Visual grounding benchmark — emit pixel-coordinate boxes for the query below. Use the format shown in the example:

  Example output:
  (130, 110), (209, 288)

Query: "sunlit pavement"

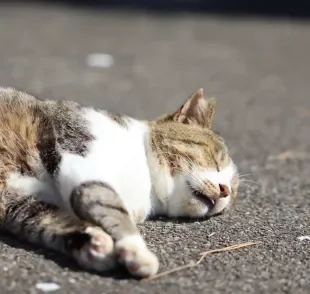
(0, 3), (309, 293)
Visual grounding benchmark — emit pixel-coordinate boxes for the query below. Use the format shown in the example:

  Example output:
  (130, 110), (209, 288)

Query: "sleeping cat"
(0, 87), (239, 278)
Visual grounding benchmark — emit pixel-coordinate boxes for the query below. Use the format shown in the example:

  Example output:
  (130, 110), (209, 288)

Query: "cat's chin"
(206, 196), (231, 217)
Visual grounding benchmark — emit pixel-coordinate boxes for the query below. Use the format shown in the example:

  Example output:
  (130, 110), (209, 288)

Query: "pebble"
(297, 235), (310, 241)
(86, 53), (114, 68)
(35, 282), (61, 292)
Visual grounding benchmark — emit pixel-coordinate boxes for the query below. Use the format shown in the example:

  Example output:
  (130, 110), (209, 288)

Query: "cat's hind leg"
(0, 189), (116, 272)
(70, 181), (159, 278)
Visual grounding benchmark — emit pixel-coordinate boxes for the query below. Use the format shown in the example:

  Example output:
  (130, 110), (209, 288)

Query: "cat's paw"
(70, 226), (116, 271)
(115, 235), (159, 278)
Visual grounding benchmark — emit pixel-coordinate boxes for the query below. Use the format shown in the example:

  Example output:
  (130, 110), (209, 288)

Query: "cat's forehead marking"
(149, 122), (229, 175)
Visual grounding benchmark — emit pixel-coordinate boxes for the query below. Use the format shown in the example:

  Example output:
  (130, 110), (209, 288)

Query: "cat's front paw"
(68, 226), (116, 271)
(115, 235), (159, 278)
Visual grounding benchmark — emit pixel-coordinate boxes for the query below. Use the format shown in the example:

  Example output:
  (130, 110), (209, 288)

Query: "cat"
(0, 87), (239, 278)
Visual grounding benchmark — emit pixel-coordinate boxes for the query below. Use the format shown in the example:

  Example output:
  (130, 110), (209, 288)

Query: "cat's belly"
(110, 154), (152, 223)
(68, 108), (154, 222)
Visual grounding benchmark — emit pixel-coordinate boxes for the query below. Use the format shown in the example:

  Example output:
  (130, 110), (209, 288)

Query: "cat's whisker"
(182, 153), (197, 170)
(155, 151), (203, 181)
(187, 175), (203, 187)
(238, 173), (253, 178)
(239, 182), (253, 190)
(240, 179), (261, 186)
(191, 174), (204, 185)
(193, 171), (206, 185)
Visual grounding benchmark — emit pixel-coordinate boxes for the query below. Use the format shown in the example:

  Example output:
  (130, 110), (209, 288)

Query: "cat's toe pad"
(115, 236), (159, 278)
(72, 226), (115, 271)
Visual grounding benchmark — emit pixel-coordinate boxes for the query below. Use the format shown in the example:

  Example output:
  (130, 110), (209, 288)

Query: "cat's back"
(0, 87), (38, 103)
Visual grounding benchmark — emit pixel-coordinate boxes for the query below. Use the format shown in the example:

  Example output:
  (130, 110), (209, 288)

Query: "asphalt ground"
(0, 3), (309, 294)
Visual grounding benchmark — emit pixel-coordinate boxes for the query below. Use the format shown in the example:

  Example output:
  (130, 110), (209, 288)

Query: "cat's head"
(149, 89), (239, 218)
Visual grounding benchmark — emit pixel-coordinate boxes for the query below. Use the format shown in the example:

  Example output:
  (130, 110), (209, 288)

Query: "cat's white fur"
(58, 109), (153, 221)
(8, 108), (236, 221)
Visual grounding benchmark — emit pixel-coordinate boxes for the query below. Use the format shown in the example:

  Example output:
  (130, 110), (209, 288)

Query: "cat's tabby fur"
(0, 87), (239, 278)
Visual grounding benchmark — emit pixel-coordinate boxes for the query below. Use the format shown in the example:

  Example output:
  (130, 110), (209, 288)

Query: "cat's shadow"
(0, 215), (223, 280)
(0, 232), (132, 280)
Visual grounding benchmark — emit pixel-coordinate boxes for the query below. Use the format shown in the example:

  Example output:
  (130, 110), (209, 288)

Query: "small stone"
(35, 282), (61, 292)
(297, 235), (310, 241)
(86, 53), (114, 68)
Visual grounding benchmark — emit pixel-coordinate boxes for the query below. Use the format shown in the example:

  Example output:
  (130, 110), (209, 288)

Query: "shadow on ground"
(0, 232), (132, 280)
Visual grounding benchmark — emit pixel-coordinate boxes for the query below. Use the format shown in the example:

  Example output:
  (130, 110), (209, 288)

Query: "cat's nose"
(219, 184), (230, 197)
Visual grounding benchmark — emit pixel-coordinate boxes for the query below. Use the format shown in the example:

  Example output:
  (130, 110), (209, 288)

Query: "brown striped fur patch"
(0, 100), (42, 188)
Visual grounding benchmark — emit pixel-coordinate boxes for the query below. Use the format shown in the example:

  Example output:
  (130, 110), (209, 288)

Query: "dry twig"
(143, 241), (260, 281)
(268, 151), (309, 160)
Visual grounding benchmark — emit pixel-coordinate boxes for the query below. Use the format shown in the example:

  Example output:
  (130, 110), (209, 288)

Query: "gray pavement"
(0, 3), (309, 294)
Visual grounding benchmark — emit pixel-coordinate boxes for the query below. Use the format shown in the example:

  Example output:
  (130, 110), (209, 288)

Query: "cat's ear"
(172, 88), (216, 128)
